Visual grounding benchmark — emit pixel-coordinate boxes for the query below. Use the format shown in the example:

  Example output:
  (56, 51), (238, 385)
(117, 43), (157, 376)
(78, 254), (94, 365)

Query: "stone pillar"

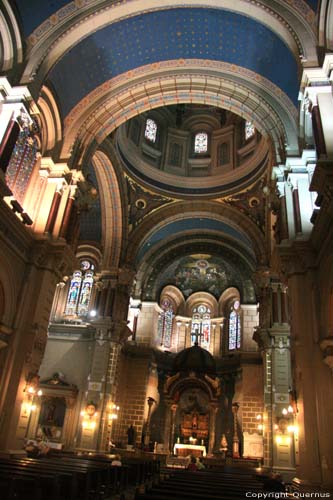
(144, 397), (156, 446)
(208, 404), (218, 455)
(254, 272), (295, 475)
(232, 403), (240, 458)
(169, 403), (177, 454)
(78, 317), (127, 451)
(275, 242), (324, 489)
(0, 239), (76, 451)
(164, 402), (173, 454)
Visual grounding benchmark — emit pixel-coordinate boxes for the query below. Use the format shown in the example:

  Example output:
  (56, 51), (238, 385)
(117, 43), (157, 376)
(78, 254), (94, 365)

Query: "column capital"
(272, 240), (316, 278)
(253, 328), (271, 351)
(320, 337), (333, 375)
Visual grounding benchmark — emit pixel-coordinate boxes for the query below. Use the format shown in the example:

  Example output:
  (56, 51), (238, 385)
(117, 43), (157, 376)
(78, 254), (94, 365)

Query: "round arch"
(61, 63), (298, 165)
(126, 201), (267, 266)
(91, 147), (126, 270)
(21, 0), (317, 86)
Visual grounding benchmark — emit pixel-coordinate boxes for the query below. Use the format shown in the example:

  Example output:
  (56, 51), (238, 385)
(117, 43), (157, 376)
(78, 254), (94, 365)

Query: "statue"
(127, 424), (136, 446)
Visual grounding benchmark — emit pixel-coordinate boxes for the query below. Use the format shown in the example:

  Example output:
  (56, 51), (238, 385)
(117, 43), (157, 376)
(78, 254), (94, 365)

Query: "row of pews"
(135, 465), (265, 500)
(0, 453), (160, 499)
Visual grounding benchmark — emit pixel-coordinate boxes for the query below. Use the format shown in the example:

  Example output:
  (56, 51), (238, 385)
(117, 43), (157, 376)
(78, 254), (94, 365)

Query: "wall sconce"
(24, 372), (41, 395)
(288, 387), (298, 414)
(108, 403), (120, 420)
(22, 373), (42, 418)
(256, 414), (264, 432)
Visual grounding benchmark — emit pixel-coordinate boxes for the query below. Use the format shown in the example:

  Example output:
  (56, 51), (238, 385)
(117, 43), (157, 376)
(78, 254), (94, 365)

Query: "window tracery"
(6, 114), (39, 204)
(157, 298), (174, 348)
(228, 300), (241, 350)
(245, 120), (255, 140)
(65, 261), (95, 316)
(194, 132), (208, 154)
(144, 118), (157, 143)
(191, 304), (210, 349)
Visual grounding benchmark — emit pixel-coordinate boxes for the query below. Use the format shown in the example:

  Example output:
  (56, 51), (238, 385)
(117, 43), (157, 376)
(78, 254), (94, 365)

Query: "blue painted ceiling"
(136, 217), (253, 264)
(14, 0), (69, 37)
(14, 1), (319, 38)
(47, 8), (299, 117)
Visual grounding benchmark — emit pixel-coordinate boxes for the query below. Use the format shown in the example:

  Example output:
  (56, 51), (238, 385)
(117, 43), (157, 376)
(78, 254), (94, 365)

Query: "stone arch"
(127, 201), (267, 267)
(62, 64), (298, 165)
(218, 287), (241, 316)
(91, 148), (125, 270)
(185, 292), (218, 318)
(0, 0), (23, 72)
(159, 285), (185, 316)
(21, 0), (317, 86)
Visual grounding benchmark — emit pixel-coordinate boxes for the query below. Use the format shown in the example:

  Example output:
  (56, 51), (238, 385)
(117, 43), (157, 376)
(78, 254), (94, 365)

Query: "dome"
(117, 104), (266, 198)
(173, 344), (216, 374)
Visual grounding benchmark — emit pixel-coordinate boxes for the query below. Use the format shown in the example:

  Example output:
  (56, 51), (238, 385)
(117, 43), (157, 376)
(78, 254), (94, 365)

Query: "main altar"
(173, 443), (207, 457)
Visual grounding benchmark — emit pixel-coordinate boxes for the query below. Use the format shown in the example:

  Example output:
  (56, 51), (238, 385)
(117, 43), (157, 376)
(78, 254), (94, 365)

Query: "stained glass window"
(77, 271), (94, 316)
(191, 305), (210, 349)
(229, 300), (241, 350)
(157, 298), (174, 348)
(194, 132), (208, 153)
(65, 271), (82, 315)
(245, 121), (255, 140)
(65, 261), (95, 316)
(144, 118), (157, 143)
(6, 115), (39, 204)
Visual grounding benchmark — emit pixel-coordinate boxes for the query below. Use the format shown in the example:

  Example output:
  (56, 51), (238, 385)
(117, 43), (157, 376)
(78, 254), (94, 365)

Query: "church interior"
(0, 0), (333, 497)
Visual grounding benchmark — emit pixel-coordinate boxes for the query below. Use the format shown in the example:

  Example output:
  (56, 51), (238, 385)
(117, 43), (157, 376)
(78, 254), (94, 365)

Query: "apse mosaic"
(154, 254), (242, 299)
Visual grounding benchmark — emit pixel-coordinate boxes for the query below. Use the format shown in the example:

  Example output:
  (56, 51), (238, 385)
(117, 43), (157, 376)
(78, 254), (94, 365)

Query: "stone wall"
(115, 349), (151, 446)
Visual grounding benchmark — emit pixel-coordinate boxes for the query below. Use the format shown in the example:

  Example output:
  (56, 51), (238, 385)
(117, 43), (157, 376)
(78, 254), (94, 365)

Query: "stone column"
(208, 404), (218, 455)
(232, 403), (240, 458)
(144, 397), (156, 446)
(163, 402), (173, 454)
(276, 242), (323, 489)
(254, 271), (295, 474)
(169, 403), (178, 454)
(0, 239), (76, 451)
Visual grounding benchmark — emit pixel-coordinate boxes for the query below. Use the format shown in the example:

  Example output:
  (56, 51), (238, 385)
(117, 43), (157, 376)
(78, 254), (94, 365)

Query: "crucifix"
(192, 325), (204, 346)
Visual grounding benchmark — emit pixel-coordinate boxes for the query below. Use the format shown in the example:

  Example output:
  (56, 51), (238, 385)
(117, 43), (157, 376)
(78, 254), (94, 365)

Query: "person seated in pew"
(196, 456), (205, 470)
(187, 455), (198, 471)
(111, 454), (122, 466)
(24, 440), (40, 458)
(263, 472), (285, 492)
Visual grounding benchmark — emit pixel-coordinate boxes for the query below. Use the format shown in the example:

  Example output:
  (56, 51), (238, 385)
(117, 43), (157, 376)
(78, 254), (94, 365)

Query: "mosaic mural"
(155, 254), (242, 298)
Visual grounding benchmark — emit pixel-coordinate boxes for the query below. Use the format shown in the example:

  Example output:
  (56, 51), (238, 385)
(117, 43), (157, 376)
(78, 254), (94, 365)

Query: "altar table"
(173, 443), (206, 457)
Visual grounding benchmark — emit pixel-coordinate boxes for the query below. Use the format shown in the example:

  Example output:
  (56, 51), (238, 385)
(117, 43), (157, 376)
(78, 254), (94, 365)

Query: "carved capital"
(253, 327), (271, 351)
(320, 337), (333, 374)
(118, 266), (136, 286)
(273, 240), (316, 278)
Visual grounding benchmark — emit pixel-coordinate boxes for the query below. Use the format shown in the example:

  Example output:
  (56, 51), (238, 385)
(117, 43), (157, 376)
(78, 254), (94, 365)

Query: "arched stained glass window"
(144, 118), (157, 143)
(157, 298), (174, 348)
(245, 120), (255, 140)
(65, 261), (95, 316)
(65, 271), (82, 315)
(228, 300), (241, 350)
(191, 305), (210, 349)
(6, 114), (39, 204)
(77, 271), (94, 316)
(194, 132), (208, 153)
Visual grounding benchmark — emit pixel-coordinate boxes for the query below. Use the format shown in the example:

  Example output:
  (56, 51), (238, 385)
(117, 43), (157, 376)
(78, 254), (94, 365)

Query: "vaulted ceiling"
(5, 0), (322, 299)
